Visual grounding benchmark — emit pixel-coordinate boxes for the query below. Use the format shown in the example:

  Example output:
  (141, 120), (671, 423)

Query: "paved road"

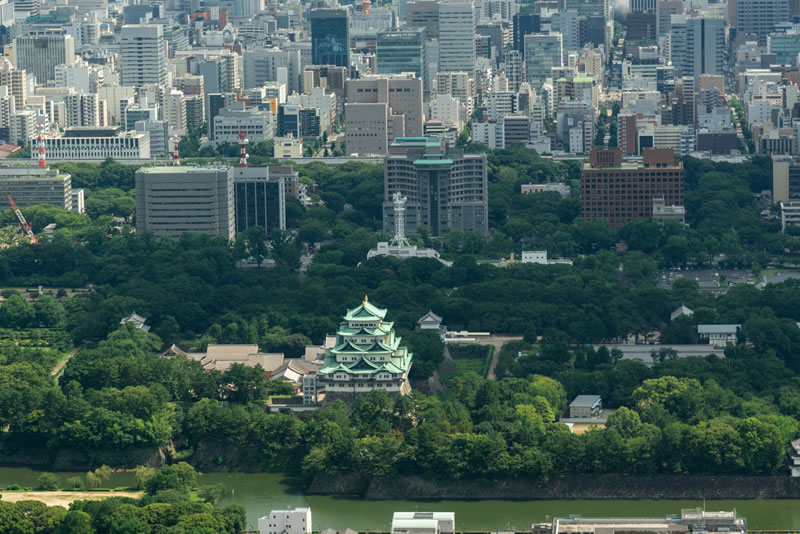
(483, 335), (524, 379)
(51, 345), (82, 377)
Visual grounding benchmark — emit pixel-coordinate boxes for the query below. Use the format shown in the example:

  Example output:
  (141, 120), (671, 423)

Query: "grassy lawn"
(453, 357), (485, 376)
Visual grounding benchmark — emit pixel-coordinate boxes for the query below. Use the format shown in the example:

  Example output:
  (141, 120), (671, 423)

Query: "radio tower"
(238, 131), (249, 167)
(36, 114), (47, 168)
(389, 192), (409, 247)
(170, 134), (181, 166)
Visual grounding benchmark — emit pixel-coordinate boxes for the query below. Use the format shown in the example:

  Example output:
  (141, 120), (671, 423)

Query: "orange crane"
(6, 194), (38, 244)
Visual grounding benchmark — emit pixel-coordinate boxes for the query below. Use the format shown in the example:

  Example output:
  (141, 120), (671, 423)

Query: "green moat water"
(1, 469), (799, 531)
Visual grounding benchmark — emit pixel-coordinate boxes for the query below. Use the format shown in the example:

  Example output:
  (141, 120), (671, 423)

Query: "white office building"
(120, 24), (167, 87)
(391, 513), (455, 534)
(213, 107), (273, 144)
(13, 29), (75, 84)
(438, 0), (476, 75)
(43, 127), (150, 161)
(258, 508), (312, 534)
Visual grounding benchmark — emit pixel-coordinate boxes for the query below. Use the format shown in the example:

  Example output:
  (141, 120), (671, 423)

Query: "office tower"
(135, 119), (169, 157)
(436, 71), (474, 117)
(581, 148), (684, 229)
(310, 8), (349, 67)
(630, 0), (656, 12)
(65, 93), (102, 127)
(234, 167), (286, 235)
(0, 165), (72, 210)
(12, 0), (39, 17)
(185, 97), (204, 130)
(242, 47), (302, 91)
(0, 61), (28, 110)
(120, 24), (167, 87)
(124, 96), (158, 130)
(670, 16), (724, 79)
(552, 10), (581, 52)
(164, 90), (186, 135)
(476, 21), (505, 67)
(383, 137), (488, 237)
(345, 75), (424, 155)
(524, 33), (563, 90)
(438, 0), (475, 74)
(657, 0), (683, 38)
(13, 29), (75, 84)
(135, 166), (235, 240)
(735, 0), (789, 45)
(376, 28), (425, 80)
(513, 13), (541, 56)
(504, 50), (523, 91)
(769, 31), (800, 67)
(406, 0), (440, 41)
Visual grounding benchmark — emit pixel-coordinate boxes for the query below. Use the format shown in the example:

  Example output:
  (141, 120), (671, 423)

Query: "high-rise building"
(13, 29), (75, 84)
(768, 31), (800, 67)
(383, 137), (488, 237)
(581, 148), (684, 229)
(513, 13), (541, 56)
(504, 50), (524, 92)
(735, 0), (789, 45)
(310, 8), (349, 67)
(524, 33), (563, 90)
(438, 0), (476, 74)
(670, 16), (724, 79)
(234, 167), (286, 235)
(135, 166), (235, 240)
(135, 119), (169, 157)
(657, 0), (683, 37)
(376, 28), (425, 80)
(65, 93), (103, 127)
(120, 24), (167, 87)
(345, 75), (424, 155)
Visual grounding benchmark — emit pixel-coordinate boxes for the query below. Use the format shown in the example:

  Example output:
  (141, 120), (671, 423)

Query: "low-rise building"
(697, 324), (740, 348)
(521, 183), (571, 197)
(273, 135), (303, 158)
(258, 508), (312, 534)
(569, 395), (602, 419)
(391, 513), (455, 534)
(520, 251), (573, 265)
(0, 165), (72, 210)
(554, 509), (746, 534)
(163, 344), (285, 374)
(781, 201), (800, 232)
(652, 197), (686, 224)
(213, 106), (273, 144)
(41, 127), (150, 161)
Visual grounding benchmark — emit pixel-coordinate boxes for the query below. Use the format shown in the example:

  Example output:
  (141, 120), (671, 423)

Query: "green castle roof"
(344, 298), (387, 321)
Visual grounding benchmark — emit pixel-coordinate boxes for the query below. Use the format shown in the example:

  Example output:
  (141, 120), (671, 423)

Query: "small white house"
(697, 324), (740, 348)
(258, 508), (312, 534)
(392, 512), (455, 534)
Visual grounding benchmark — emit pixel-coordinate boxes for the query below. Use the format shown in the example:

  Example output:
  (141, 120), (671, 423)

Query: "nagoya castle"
(319, 297), (413, 398)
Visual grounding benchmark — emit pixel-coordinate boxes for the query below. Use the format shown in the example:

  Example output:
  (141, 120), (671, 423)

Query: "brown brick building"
(581, 148), (684, 229)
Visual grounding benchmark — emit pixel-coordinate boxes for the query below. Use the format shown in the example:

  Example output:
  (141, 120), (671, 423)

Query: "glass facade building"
(310, 8), (349, 67)
(376, 28), (425, 79)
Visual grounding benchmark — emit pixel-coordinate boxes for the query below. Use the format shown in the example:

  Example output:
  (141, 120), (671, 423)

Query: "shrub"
(37, 472), (60, 491)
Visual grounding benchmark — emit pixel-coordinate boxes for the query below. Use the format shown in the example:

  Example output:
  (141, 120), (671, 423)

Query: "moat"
(1, 469), (800, 531)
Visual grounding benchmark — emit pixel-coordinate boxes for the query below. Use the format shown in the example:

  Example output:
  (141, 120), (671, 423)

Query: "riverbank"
(0, 490), (143, 508)
(310, 473), (800, 500)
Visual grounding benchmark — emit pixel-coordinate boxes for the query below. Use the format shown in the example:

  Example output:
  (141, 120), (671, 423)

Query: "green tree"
(0, 294), (36, 328)
(37, 472), (60, 491)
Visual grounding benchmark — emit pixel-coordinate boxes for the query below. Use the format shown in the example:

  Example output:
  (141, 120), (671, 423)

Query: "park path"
(51, 345), (82, 377)
(483, 335), (523, 379)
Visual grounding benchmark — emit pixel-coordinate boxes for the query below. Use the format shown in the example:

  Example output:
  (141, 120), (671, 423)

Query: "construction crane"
(6, 194), (38, 244)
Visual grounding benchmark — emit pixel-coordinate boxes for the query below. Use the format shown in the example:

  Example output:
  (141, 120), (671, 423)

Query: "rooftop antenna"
(389, 192), (410, 247)
(238, 131), (249, 167)
(170, 134), (181, 166)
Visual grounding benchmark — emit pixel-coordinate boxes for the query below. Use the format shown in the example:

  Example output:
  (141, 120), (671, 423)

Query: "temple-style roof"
(338, 322), (393, 337)
(344, 297), (388, 321)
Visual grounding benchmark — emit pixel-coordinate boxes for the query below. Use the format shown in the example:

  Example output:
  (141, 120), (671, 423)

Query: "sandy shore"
(0, 490), (143, 508)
